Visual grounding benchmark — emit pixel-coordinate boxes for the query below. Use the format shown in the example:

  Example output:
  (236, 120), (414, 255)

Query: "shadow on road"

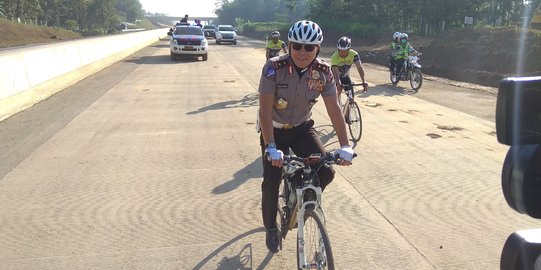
(187, 93), (259, 115)
(151, 43), (170, 48)
(316, 124), (337, 146)
(213, 156), (262, 194)
(374, 84), (418, 96)
(317, 124), (362, 149)
(123, 55), (204, 65)
(193, 227), (274, 270)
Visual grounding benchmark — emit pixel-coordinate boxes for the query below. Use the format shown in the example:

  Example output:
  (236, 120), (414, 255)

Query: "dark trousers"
(389, 57), (396, 72)
(339, 76), (353, 91)
(259, 120), (335, 229)
(395, 58), (406, 75)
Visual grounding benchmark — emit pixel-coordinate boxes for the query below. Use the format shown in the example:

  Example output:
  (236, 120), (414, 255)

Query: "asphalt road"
(0, 36), (537, 269)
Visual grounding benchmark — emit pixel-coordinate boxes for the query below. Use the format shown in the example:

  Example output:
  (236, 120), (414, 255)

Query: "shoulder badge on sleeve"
(271, 58), (289, 69)
(312, 59), (330, 73)
(265, 64), (276, 78)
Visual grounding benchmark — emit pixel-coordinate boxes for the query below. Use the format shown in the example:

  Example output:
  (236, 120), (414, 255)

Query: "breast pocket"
(306, 88), (320, 108)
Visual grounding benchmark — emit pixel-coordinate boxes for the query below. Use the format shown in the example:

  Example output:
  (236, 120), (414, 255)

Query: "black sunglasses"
(291, 43), (316, 52)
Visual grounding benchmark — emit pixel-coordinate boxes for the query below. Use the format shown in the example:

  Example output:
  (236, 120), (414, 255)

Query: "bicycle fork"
(296, 185), (324, 269)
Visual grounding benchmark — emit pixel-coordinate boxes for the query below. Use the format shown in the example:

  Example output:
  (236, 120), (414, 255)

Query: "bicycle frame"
(284, 163), (326, 231)
(340, 88), (355, 116)
(340, 84), (360, 119)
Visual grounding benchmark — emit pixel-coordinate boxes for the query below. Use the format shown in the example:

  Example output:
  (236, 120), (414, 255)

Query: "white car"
(215, 25), (237, 45)
(168, 25), (208, 61)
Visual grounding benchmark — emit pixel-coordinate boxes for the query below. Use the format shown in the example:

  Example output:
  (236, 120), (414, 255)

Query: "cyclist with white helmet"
(266, 31), (288, 60)
(394, 33), (419, 78)
(389, 32), (401, 74)
(331, 36), (368, 96)
(258, 20), (355, 253)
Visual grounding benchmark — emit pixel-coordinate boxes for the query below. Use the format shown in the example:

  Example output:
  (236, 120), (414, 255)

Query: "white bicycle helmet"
(393, 32), (401, 40)
(400, 33), (408, 44)
(288, 20), (323, 45)
(337, 36), (351, 50)
(271, 31), (280, 38)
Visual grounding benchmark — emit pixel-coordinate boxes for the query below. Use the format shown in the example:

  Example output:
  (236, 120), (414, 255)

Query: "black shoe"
(266, 228), (279, 253)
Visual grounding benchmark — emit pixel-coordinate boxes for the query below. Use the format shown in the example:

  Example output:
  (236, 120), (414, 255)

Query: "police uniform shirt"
(258, 55), (337, 126)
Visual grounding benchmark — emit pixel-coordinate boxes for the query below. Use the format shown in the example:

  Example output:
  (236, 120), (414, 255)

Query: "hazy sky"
(139, 0), (219, 17)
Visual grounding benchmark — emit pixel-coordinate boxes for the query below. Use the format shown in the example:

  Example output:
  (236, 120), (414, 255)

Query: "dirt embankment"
(244, 27), (541, 88)
(0, 18), (81, 48)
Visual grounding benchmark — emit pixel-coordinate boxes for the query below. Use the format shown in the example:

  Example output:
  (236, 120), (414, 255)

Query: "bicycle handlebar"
(283, 152), (356, 166)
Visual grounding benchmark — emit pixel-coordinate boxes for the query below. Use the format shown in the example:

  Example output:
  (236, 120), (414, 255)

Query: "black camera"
(496, 77), (541, 145)
(497, 77), (541, 270)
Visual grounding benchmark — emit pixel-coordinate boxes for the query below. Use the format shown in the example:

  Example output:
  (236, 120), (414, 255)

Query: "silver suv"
(215, 25), (237, 45)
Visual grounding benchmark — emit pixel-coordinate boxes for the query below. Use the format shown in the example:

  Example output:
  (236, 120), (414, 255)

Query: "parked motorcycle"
(390, 52), (423, 91)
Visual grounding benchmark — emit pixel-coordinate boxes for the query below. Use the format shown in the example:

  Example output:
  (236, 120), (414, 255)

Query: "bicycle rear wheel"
(347, 101), (362, 142)
(297, 210), (334, 270)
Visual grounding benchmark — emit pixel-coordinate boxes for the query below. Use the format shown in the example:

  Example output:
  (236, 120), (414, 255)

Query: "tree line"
(0, 0), (143, 34)
(216, 0), (541, 36)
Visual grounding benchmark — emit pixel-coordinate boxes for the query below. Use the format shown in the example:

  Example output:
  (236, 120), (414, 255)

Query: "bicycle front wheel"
(297, 211), (334, 270)
(347, 101), (362, 142)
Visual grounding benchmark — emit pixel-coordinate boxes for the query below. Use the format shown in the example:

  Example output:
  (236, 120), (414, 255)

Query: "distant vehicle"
(390, 48), (423, 91)
(167, 25), (208, 61)
(115, 23), (128, 31)
(215, 25), (237, 45)
(203, 25), (216, 38)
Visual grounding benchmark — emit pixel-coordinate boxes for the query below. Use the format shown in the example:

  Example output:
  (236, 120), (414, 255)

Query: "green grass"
(241, 21), (290, 39)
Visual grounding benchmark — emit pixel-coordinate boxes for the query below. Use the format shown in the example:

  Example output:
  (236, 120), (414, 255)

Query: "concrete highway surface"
(0, 36), (537, 269)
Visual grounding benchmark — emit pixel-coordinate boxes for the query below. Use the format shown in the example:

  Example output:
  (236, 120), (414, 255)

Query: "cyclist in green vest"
(330, 36), (368, 96)
(266, 31), (288, 60)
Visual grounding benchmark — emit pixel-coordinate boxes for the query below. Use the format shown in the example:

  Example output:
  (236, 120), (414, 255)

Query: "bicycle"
(275, 152), (344, 270)
(340, 83), (365, 142)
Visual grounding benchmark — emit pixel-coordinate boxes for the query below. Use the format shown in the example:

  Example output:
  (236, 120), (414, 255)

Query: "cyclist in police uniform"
(258, 20), (356, 253)
(266, 31), (288, 60)
(330, 36), (368, 97)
